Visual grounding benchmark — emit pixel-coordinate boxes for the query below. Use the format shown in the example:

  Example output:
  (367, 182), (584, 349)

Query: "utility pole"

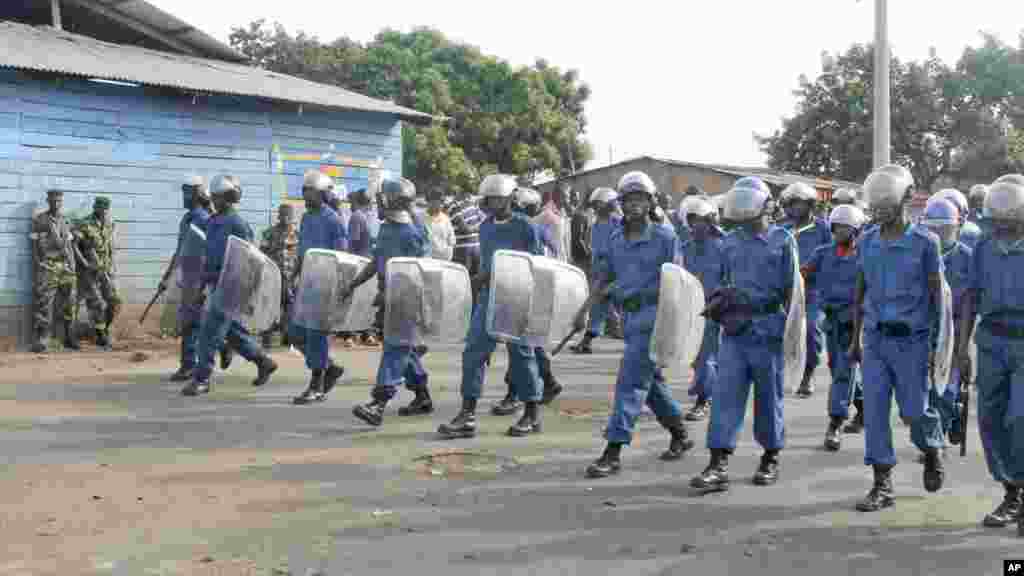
(51, 0), (63, 30)
(873, 0), (890, 168)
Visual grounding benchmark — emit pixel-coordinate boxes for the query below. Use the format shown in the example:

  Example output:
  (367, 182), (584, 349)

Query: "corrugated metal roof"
(68, 0), (247, 63)
(0, 21), (435, 124)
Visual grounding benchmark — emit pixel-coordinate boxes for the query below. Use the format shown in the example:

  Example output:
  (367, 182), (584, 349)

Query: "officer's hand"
(848, 342), (862, 363)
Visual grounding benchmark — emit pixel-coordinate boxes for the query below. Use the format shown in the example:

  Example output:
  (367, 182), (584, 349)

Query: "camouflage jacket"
(260, 223), (298, 277)
(30, 210), (76, 273)
(75, 213), (116, 273)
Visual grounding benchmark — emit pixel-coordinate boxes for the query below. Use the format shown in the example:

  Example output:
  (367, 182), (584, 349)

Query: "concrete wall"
(0, 69), (402, 347)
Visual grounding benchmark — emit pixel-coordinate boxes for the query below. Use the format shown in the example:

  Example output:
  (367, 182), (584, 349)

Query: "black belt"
(876, 322), (912, 338)
(622, 293), (659, 313)
(984, 320), (1024, 339)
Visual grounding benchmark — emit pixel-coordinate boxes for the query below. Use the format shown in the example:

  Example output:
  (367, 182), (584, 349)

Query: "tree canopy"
(229, 21), (593, 195)
(757, 33), (1024, 191)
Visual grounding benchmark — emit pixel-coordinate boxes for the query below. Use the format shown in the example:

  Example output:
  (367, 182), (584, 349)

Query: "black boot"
(1018, 499), (1023, 538)
(658, 417), (694, 461)
(685, 397), (710, 421)
(398, 385), (434, 416)
(585, 442), (622, 478)
(251, 355), (278, 387)
(261, 332), (274, 349)
(293, 370), (325, 405)
(691, 449), (730, 493)
(795, 369), (814, 398)
(30, 329), (49, 354)
(491, 391), (523, 416)
(352, 398), (387, 427)
(63, 324), (80, 351)
(219, 342), (234, 370)
(948, 414), (964, 446)
(856, 464), (895, 511)
(824, 416), (843, 452)
(169, 366), (194, 382)
(541, 378), (563, 405)
(922, 447), (945, 493)
(571, 333), (595, 354)
(322, 362), (345, 395)
(438, 399), (478, 439)
(753, 450), (780, 485)
(95, 328), (111, 350)
(508, 401), (542, 436)
(983, 483), (1022, 528)
(843, 400), (864, 433)
(181, 379), (211, 397)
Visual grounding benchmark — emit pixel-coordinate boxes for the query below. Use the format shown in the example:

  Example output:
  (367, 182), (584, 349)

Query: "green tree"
(757, 34), (1024, 190)
(229, 23), (593, 195)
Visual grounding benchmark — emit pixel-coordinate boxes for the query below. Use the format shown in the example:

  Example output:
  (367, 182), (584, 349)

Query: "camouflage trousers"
(79, 270), (121, 334)
(33, 263), (76, 336)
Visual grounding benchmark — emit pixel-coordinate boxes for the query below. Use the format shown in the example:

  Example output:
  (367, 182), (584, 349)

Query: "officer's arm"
(851, 271), (865, 351)
(958, 290), (977, 358)
(782, 237), (796, 310)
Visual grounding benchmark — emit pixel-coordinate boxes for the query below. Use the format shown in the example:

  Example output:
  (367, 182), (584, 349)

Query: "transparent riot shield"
(486, 250), (589, 347)
(174, 223), (206, 307)
(783, 246), (808, 394)
(383, 257), (471, 347)
(210, 236), (281, 333)
(650, 263), (706, 369)
(291, 249), (377, 332)
(933, 274), (955, 395)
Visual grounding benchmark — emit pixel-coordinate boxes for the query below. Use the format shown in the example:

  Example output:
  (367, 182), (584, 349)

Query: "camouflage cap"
(93, 196), (111, 209)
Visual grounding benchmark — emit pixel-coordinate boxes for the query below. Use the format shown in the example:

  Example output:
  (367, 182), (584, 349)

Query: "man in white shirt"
(427, 189), (455, 261)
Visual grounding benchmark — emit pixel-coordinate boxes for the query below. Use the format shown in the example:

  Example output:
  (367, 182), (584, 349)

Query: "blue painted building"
(0, 1), (431, 345)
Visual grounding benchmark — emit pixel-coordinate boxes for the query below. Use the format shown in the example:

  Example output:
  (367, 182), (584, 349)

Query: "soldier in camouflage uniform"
(259, 203), (298, 348)
(30, 189), (79, 353)
(75, 196), (121, 349)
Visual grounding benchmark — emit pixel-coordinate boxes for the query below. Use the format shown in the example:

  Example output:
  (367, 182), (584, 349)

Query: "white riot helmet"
(589, 187), (618, 205)
(935, 188), (968, 221)
(831, 187), (858, 205)
(682, 195), (715, 219)
(828, 204), (867, 229)
(723, 177), (772, 221)
(994, 174), (1024, 187)
(781, 181), (817, 203)
(863, 166), (913, 209)
(303, 169), (329, 191)
(479, 174), (517, 198)
(514, 186), (542, 210)
(984, 179), (1024, 222)
(182, 174), (210, 203)
(968, 184), (988, 204)
(922, 197), (961, 248)
(616, 171), (657, 199)
(210, 174), (241, 203)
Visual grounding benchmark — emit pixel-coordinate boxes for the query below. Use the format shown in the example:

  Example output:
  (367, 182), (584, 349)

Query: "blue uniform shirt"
(806, 242), (859, 320)
(479, 213), (543, 278)
(959, 221), (982, 250)
(605, 222), (677, 334)
(857, 224), (943, 334)
(298, 206), (348, 261)
(721, 226), (797, 340)
(204, 208), (253, 285)
(787, 217), (832, 294)
(178, 206), (210, 249)
(349, 207), (380, 257)
(942, 241), (971, 318)
(373, 218), (430, 290)
(968, 235), (1024, 329)
(680, 235), (726, 296)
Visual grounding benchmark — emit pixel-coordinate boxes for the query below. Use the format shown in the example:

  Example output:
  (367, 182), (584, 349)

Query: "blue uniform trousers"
(605, 306), (683, 444)
(462, 290), (541, 403)
(934, 365), (961, 437)
(861, 330), (944, 466)
(975, 326), (1024, 485)
(588, 299), (622, 337)
(288, 324), (331, 370)
(806, 297), (825, 373)
(195, 307), (263, 381)
(375, 343), (429, 401)
(707, 330), (785, 451)
(688, 320), (720, 401)
(824, 312), (862, 419)
(177, 302), (202, 371)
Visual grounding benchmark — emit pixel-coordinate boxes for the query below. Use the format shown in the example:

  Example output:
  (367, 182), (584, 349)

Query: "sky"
(153, 0), (1022, 171)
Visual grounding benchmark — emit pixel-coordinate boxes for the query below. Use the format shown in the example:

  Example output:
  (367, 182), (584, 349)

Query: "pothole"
(558, 398), (610, 419)
(413, 451), (519, 478)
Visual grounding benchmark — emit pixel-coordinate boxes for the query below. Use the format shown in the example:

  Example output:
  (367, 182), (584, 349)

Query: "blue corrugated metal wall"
(0, 69), (402, 341)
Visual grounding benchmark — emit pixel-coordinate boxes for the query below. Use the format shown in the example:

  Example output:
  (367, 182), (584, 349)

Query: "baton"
(960, 370), (970, 457)
(551, 327), (581, 357)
